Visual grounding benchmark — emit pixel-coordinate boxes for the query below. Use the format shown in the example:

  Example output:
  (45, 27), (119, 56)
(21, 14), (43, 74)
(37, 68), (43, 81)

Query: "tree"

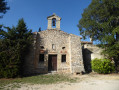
(0, 18), (32, 78)
(0, 0), (9, 18)
(38, 27), (41, 32)
(78, 0), (119, 71)
(14, 18), (33, 76)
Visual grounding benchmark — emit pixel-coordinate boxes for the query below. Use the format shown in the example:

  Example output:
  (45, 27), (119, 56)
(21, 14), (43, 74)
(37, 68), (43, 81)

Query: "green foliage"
(0, 0), (10, 18)
(0, 51), (19, 78)
(0, 18), (32, 78)
(78, 0), (119, 69)
(91, 58), (115, 74)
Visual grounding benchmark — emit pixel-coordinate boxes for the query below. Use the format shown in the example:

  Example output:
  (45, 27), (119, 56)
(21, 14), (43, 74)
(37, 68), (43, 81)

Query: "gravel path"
(5, 74), (119, 90)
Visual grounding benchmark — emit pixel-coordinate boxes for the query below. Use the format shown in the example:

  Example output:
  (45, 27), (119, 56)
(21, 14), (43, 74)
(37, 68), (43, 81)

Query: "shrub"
(91, 58), (115, 74)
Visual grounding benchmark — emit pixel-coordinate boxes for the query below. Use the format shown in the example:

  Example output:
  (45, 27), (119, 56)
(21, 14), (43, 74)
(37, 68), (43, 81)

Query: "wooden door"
(48, 55), (57, 71)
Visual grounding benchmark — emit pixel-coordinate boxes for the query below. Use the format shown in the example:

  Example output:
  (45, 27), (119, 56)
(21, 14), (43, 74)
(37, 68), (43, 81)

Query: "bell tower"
(47, 13), (61, 30)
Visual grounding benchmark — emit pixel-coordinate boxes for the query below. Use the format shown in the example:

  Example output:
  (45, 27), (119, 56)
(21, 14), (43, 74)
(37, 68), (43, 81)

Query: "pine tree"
(0, 18), (32, 78)
(0, 0), (9, 18)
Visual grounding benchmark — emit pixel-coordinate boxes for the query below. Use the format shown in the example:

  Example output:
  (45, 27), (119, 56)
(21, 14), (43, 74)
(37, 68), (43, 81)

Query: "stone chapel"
(24, 14), (85, 75)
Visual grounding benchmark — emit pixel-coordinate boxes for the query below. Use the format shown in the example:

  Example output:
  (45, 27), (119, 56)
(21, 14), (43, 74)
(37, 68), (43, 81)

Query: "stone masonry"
(24, 14), (85, 75)
(82, 41), (105, 72)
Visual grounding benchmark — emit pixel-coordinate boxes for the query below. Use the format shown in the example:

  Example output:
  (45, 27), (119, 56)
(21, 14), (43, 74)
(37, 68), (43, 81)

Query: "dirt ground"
(6, 73), (119, 90)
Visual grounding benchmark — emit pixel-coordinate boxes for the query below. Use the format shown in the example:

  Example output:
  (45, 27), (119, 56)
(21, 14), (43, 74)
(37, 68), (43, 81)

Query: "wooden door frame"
(48, 54), (57, 71)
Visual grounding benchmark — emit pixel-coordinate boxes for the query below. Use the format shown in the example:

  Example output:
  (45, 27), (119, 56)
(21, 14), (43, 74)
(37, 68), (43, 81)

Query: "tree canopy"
(78, 0), (119, 70)
(0, 0), (9, 18)
(0, 19), (32, 78)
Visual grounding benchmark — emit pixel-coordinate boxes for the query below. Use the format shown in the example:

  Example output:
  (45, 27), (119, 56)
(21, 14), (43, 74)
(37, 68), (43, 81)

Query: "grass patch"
(0, 74), (77, 89)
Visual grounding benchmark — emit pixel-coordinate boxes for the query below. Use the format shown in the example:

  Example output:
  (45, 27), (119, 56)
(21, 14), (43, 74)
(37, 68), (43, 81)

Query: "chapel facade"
(24, 14), (85, 75)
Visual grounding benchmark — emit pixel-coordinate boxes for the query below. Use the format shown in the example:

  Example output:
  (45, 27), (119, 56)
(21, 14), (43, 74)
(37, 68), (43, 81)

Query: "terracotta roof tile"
(81, 41), (93, 44)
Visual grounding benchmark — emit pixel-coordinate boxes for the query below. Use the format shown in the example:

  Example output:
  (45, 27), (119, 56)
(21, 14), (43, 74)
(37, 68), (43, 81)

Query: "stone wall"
(24, 32), (47, 75)
(82, 43), (105, 72)
(38, 29), (71, 73)
(24, 29), (84, 75)
(83, 44), (104, 60)
(70, 34), (85, 73)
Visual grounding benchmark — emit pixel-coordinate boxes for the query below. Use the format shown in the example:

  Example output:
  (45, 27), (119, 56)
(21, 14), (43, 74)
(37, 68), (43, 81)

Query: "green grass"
(0, 74), (77, 89)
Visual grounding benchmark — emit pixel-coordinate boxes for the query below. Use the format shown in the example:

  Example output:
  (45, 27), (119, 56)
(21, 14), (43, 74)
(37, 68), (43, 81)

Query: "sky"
(1, 0), (92, 42)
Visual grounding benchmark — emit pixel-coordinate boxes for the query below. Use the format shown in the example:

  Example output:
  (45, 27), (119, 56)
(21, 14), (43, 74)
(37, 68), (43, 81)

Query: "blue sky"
(1, 0), (92, 41)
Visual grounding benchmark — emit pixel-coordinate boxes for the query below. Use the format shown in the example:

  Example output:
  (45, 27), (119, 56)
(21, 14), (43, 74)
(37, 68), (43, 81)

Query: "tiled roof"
(81, 41), (93, 44)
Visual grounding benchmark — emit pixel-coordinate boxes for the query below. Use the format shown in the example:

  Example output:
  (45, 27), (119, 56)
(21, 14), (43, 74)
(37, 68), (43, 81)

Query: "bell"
(53, 20), (55, 26)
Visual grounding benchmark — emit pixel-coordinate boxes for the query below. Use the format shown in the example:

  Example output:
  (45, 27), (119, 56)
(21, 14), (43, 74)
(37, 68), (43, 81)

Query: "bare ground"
(4, 73), (119, 90)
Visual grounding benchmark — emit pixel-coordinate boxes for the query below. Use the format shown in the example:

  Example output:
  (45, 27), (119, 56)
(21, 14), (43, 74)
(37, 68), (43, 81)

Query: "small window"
(61, 55), (66, 62)
(52, 44), (55, 50)
(39, 54), (44, 62)
(62, 47), (65, 49)
(40, 46), (44, 49)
